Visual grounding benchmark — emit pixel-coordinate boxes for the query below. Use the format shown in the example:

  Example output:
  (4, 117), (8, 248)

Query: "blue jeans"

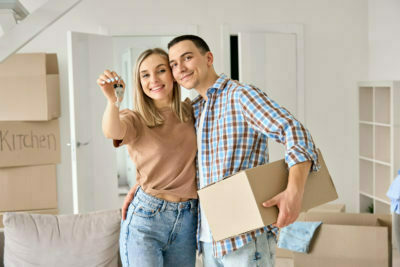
(201, 232), (276, 267)
(119, 187), (198, 267)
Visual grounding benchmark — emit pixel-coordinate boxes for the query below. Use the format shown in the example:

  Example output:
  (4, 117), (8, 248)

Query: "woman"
(97, 48), (198, 267)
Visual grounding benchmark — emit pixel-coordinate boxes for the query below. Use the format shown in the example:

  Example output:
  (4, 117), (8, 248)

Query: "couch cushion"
(3, 209), (121, 267)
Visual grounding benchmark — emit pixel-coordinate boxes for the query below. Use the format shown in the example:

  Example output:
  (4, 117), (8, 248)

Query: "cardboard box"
(0, 165), (58, 212)
(294, 212), (392, 267)
(0, 119), (61, 168)
(308, 203), (345, 213)
(0, 209), (58, 228)
(198, 150), (337, 241)
(275, 247), (294, 259)
(0, 53), (60, 121)
(276, 203), (345, 259)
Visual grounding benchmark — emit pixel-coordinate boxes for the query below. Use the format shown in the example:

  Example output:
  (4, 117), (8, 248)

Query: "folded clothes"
(391, 199), (400, 214)
(277, 221), (322, 253)
(387, 172), (400, 214)
(387, 174), (400, 201)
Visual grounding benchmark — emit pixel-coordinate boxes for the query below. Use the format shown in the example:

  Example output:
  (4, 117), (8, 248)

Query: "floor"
(195, 248), (400, 266)
(275, 248), (400, 267)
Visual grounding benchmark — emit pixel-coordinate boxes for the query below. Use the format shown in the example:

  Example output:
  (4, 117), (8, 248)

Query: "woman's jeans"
(119, 187), (198, 267)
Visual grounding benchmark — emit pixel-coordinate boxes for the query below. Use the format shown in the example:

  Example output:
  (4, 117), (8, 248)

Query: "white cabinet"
(358, 81), (400, 214)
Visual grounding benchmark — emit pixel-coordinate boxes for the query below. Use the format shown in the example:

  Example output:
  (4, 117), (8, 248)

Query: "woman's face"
(139, 54), (174, 106)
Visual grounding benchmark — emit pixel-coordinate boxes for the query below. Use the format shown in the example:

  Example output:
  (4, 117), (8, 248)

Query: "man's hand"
(122, 184), (139, 220)
(262, 161), (312, 228)
(262, 188), (303, 228)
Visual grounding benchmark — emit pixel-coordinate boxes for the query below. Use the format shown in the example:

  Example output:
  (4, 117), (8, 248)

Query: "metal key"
(114, 81), (124, 108)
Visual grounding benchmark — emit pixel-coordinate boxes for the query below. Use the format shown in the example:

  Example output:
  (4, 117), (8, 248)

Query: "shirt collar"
(206, 73), (229, 96)
(192, 74), (230, 108)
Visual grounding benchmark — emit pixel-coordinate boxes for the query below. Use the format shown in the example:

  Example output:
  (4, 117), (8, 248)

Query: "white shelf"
(375, 199), (391, 214)
(375, 163), (391, 202)
(359, 87), (373, 121)
(374, 197), (391, 206)
(375, 87), (391, 124)
(359, 124), (373, 158)
(358, 81), (400, 216)
(359, 159), (373, 195)
(359, 156), (391, 166)
(359, 191), (375, 199)
(359, 194), (374, 213)
(359, 121), (391, 127)
(359, 192), (391, 207)
(358, 81), (396, 88)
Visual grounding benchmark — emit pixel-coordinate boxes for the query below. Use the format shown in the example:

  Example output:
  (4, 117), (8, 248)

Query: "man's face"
(168, 40), (211, 90)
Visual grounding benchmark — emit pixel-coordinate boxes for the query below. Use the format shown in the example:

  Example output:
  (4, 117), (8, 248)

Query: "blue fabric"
(277, 221), (322, 253)
(391, 199), (400, 214)
(387, 175), (400, 214)
(201, 232), (276, 267)
(119, 187), (198, 267)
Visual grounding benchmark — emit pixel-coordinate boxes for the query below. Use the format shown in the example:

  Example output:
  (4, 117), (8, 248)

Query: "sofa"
(1, 210), (122, 267)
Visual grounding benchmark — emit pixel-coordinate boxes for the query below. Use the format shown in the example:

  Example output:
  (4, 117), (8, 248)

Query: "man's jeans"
(119, 187), (198, 267)
(201, 232), (276, 267)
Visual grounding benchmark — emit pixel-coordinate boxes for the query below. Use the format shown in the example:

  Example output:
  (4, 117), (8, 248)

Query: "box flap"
(0, 53), (48, 76)
(300, 212), (391, 229)
(45, 54), (59, 74)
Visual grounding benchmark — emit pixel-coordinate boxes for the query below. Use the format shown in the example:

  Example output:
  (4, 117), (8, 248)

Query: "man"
(167, 35), (319, 267)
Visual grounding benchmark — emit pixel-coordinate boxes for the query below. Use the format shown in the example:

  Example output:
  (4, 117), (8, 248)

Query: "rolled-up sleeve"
(113, 109), (141, 148)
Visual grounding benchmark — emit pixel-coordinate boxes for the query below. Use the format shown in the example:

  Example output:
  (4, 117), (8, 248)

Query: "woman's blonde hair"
(132, 48), (189, 127)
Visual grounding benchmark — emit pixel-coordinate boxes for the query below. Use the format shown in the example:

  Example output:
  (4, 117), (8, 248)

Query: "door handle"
(76, 141), (90, 147)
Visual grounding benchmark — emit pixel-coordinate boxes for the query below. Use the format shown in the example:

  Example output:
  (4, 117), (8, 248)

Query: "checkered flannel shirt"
(193, 74), (320, 258)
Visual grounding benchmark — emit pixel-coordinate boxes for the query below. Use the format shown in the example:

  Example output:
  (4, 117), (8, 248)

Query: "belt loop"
(160, 200), (167, 212)
(190, 199), (196, 212)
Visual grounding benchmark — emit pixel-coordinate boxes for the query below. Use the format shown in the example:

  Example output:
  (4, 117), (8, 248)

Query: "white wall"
(19, 0), (368, 214)
(368, 0), (400, 80)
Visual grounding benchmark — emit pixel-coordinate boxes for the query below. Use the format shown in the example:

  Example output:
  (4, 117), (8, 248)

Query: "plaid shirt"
(193, 74), (320, 258)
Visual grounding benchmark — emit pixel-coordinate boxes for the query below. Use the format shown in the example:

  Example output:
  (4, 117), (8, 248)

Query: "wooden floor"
(274, 248), (400, 267)
(195, 248), (400, 266)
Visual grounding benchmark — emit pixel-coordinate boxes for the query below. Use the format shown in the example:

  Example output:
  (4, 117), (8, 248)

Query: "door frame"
(67, 25), (198, 214)
(221, 24), (305, 123)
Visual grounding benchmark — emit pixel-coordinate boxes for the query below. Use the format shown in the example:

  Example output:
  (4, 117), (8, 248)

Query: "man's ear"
(206, 51), (214, 66)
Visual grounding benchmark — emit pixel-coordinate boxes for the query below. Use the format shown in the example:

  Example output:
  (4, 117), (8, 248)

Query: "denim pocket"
(132, 200), (160, 218)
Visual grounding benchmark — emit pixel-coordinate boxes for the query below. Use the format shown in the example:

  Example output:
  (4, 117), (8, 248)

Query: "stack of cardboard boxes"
(0, 53), (61, 227)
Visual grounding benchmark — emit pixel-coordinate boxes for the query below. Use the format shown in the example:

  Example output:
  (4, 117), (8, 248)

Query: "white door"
(239, 32), (298, 162)
(67, 31), (119, 214)
(112, 36), (198, 191)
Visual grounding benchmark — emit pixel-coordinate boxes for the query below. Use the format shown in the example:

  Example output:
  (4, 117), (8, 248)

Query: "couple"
(98, 35), (319, 267)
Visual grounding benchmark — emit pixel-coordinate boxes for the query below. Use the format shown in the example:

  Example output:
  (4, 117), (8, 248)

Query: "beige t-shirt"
(113, 100), (197, 199)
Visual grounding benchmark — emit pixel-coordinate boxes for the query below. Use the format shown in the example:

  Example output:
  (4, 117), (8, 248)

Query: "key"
(114, 82), (124, 108)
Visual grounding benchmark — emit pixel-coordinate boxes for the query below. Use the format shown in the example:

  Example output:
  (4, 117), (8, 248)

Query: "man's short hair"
(168, 35), (210, 54)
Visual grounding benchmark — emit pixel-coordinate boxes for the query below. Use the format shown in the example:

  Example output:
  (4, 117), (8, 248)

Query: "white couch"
(2, 210), (122, 267)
